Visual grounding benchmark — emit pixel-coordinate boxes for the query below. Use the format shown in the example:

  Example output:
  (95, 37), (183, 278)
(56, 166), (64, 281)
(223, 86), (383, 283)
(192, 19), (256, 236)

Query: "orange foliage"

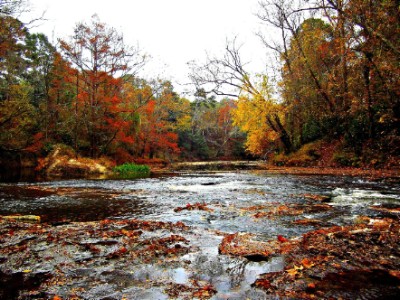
(25, 132), (44, 153)
(113, 148), (135, 165)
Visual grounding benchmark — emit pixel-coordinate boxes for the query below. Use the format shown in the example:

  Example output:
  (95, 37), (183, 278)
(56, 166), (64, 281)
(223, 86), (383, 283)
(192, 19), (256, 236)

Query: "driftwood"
(2, 215), (41, 223)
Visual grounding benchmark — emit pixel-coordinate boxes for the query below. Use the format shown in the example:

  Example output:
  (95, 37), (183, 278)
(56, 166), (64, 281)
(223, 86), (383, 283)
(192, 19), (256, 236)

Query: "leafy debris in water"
(243, 203), (332, 219)
(252, 217), (400, 299)
(292, 218), (323, 226)
(218, 232), (298, 261)
(0, 218), (190, 299)
(174, 202), (213, 213)
(303, 194), (331, 202)
(165, 281), (217, 299)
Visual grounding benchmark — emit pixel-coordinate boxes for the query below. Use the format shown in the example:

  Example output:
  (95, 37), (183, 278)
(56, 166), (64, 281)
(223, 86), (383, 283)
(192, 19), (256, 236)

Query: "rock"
(37, 145), (113, 178)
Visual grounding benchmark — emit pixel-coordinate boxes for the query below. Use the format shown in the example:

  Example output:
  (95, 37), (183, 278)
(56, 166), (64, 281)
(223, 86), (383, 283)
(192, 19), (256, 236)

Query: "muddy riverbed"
(0, 170), (399, 299)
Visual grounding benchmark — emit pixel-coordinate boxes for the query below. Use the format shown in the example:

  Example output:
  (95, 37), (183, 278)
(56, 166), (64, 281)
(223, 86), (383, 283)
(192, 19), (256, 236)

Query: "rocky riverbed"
(1, 170), (399, 299)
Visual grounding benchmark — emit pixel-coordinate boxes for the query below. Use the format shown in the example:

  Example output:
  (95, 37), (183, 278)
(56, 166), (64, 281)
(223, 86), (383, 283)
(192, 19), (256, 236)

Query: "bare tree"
(0, 0), (29, 16)
(189, 38), (293, 153)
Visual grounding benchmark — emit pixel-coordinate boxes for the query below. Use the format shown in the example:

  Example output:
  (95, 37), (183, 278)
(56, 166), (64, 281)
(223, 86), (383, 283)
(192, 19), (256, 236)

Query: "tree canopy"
(0, 0), (399, 168)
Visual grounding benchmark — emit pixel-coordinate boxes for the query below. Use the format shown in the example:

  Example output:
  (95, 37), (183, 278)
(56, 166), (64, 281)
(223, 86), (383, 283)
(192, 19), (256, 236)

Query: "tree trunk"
(267, 114), (293, 154)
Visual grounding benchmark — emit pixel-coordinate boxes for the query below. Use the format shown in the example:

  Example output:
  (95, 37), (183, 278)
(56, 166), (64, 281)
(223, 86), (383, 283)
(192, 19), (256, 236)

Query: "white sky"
(28, 0), (269, 97)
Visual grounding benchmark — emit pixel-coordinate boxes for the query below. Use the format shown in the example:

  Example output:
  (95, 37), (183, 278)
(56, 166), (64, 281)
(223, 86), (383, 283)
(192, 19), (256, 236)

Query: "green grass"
(113, 163), (150, 178)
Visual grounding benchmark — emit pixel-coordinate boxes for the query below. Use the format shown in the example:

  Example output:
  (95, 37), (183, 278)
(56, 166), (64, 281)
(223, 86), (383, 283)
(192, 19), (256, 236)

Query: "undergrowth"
(113, 163), (150, 178)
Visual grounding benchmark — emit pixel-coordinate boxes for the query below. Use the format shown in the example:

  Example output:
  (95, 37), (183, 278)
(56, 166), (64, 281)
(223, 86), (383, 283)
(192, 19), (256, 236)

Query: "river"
(0, 170), (399, 299)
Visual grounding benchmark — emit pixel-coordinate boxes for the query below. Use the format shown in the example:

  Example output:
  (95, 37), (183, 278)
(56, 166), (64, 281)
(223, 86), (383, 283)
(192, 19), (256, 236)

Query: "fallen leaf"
(286, 268), (298, 277)
(301, 258), (315, 269)
(277, 235), (288, 243)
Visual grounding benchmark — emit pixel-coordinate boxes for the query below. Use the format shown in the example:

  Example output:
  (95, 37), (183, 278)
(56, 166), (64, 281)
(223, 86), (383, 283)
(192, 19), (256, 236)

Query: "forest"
(1, 1), (400, 299)
(1, 0), (399, 171)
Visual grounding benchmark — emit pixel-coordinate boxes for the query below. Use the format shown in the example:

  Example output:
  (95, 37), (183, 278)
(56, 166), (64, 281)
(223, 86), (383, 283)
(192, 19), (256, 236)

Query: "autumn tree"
(59, 15), (146, 157)
(280, 18), (338, 147)
(0, 0), (53, 154)
(44, 52), (78, 145)
(189, 39), (293, 155)
(255, 0), (400, 164)
(0, 9), (37, 151)
(107, 78), (184, 162)
(320, 0), (400, 153)
(182, 89), (245, 159)
(138, 80), (181, 159)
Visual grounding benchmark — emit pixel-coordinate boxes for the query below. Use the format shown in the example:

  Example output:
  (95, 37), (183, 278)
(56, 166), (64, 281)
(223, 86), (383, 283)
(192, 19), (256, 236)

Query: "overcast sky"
(29, 0), (269, 97)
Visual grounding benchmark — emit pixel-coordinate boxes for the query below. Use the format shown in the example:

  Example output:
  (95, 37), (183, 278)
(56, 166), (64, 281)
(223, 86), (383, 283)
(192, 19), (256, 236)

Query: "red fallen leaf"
(119, 246), (127, 253)
(100, 219), (112, 225)
(107, 246), (128, 258)
(253, 212), (268, 218)
(389, 270), (400, 280)
(301, 257), (315, 268)
(192, 284), (217, 298)
(307, 282), (316, 290)
(255, 279), (272, 289)
(277, 235), (288, 243)
(175, 221), (187, 228)
(174, 202), (212, 213)
(86, 244), (100, 254)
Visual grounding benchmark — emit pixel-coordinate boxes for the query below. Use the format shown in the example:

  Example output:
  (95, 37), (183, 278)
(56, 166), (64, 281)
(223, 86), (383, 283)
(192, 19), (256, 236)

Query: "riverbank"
(169, 161), (400, 180)
(263, 165), (400, 180)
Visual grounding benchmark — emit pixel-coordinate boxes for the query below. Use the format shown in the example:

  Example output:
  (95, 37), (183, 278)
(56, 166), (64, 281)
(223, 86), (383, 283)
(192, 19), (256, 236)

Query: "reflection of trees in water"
(191, 254), (250, 288)
(192, 255), (224, 279)
(226, 258), (249, 287)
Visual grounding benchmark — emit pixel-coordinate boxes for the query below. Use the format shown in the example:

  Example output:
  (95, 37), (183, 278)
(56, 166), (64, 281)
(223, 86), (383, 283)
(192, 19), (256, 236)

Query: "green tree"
(0, 81), (37, 151)
(24, 32), (57, 141)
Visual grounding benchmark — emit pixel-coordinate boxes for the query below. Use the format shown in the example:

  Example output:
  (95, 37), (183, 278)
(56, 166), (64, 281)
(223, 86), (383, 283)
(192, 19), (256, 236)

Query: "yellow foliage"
(176, 114), (192, 130)
(231, 75), (283, 155)
(273, 141), (323, 166)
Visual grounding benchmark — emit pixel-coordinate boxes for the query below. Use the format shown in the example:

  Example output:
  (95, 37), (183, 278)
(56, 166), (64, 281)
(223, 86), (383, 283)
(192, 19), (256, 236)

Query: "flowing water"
(0, 170), (399, 299)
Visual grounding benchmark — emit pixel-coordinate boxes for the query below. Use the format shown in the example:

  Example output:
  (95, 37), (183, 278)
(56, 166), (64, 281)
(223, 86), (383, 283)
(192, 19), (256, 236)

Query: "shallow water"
(1, 170), (399, 299)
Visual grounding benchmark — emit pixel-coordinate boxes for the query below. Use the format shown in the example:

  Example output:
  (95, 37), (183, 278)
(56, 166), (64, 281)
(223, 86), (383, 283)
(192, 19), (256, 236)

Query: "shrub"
(113, 163), (150, 178)
(333, 152), (360, 167)
(272, 141), (322, 167)
(302, 119), (322, 144)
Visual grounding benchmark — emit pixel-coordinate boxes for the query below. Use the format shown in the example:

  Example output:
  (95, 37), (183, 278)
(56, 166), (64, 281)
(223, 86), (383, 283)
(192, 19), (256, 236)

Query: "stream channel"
(0, 170), (399, 299)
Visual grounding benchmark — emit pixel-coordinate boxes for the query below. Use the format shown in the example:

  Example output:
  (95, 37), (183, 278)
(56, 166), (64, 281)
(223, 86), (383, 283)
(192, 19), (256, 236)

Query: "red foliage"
(25, 132), (44, 153)
(277, 235), (289, 243)
(113, 148), (135, 165)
